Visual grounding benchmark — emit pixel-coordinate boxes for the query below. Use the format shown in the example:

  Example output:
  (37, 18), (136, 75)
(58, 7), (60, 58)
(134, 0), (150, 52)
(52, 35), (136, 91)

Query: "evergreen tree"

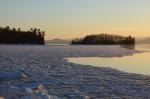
(71, 34), (135, 45)
(0, 26), (45, 44)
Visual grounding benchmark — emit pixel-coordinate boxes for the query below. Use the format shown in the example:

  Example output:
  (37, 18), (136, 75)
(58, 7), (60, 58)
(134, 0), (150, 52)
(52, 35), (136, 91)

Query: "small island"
(71, 34), (135, 45)
(0, 26), (45, 45)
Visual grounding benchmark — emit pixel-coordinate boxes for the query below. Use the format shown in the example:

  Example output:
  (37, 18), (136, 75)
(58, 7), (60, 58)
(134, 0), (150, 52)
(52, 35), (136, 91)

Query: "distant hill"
(136, 37), (150, 44)
(46, 37), (150, 44)
(46, 39), (71, 44)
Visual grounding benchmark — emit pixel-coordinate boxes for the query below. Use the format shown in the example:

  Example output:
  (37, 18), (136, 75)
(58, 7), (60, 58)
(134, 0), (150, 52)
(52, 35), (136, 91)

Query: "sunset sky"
(0, 0), (150, 40)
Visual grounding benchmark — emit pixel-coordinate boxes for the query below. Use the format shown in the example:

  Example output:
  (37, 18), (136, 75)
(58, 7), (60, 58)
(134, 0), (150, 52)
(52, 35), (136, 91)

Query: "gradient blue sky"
(0, 0), (150, 39)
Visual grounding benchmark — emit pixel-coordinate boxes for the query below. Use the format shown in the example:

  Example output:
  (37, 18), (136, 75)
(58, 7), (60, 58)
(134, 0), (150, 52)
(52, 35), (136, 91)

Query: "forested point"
(71, 34), (135, 45)
(0, 26), (45, 44)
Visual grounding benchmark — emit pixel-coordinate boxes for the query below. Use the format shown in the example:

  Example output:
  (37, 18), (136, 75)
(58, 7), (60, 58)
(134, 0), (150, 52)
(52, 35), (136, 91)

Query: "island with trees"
(71, 34), (135, 45)
(0, 26), (45, 44)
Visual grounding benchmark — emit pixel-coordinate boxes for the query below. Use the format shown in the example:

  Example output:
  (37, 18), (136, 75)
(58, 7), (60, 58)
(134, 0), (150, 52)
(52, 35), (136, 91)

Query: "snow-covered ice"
(0, 45), (149, 99)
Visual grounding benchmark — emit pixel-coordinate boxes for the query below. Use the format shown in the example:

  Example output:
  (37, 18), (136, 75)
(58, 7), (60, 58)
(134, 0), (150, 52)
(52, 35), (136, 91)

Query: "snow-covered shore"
(0, 45), (149, 99)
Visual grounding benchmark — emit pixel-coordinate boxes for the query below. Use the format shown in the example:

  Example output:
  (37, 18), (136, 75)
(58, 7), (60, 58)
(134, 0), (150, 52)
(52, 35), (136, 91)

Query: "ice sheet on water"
(0, 45), (144, 98)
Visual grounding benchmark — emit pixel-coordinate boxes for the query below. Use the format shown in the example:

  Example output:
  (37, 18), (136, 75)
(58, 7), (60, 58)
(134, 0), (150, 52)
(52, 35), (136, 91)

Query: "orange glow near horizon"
(0, 0), (150, 40)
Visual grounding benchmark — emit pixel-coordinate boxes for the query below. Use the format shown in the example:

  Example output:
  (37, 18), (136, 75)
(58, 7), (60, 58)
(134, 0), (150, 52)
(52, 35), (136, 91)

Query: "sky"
(0, 0), (150, 40)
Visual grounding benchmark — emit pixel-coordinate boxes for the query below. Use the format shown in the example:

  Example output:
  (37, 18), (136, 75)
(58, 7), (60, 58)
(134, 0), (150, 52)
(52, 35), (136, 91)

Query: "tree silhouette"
(0, 26), (45, 44)
(71, 34), (135, 45)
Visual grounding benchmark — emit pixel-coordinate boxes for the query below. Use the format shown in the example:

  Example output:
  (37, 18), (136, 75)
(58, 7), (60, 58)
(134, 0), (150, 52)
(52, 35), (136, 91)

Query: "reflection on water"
(67, 44), (150, 75)
(120, 45), (135, 50)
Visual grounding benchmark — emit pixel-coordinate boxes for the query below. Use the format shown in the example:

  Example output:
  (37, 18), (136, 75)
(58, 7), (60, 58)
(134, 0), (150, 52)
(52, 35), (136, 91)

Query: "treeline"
(0, 26), (45, 44)
(71, 34), (135, 45)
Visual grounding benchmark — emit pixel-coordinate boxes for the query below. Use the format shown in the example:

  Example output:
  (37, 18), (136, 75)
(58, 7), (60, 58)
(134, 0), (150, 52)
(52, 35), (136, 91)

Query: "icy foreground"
(0, 45), (149, 99)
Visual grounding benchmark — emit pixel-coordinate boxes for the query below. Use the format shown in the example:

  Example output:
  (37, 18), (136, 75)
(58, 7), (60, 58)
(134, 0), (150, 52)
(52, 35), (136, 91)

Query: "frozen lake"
(1, 44), (150, 98)
(67, 44), (150, 75)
